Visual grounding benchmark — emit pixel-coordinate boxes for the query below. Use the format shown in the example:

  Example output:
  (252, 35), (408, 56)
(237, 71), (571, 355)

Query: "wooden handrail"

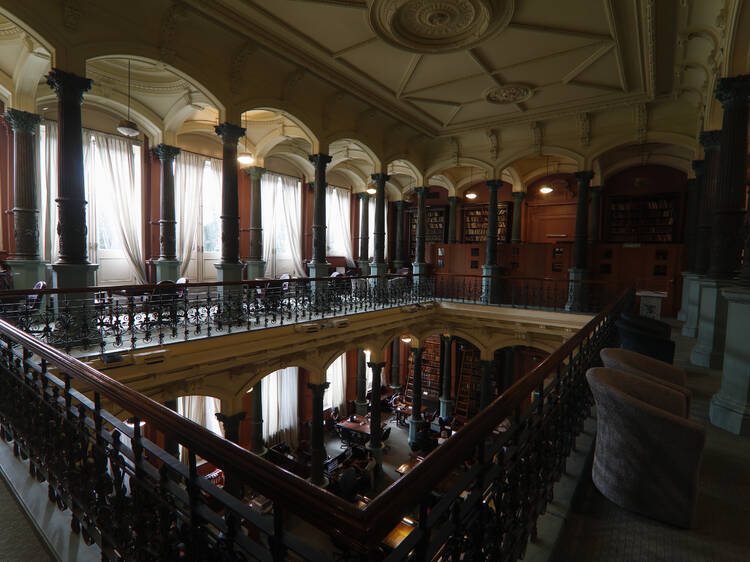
(0, 285), (632, 548)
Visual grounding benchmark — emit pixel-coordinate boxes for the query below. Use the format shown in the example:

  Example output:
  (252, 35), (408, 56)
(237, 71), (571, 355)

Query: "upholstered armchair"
(586, 367), (705, 528)
(600, 348), (691, 416)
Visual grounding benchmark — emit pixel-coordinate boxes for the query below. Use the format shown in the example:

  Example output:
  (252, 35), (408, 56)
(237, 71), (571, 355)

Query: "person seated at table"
(353, 453), (377, 489)
(437, 429), (450, 445)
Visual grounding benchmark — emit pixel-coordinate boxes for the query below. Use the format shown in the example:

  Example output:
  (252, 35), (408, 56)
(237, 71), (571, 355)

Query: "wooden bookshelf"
(408, 206), (447, 262)
(453, 341), (482, 422)
(406, 335), (441, 405)
(462, 203), (511, 243)
(606, 195), (678, 243)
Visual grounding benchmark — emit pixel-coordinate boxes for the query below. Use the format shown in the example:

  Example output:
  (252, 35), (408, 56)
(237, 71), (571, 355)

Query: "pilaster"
(690, 278), (736, 369)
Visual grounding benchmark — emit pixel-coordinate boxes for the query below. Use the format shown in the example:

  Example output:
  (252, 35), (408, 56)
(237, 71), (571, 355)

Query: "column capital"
(307, 381), (330, 391)
(573, 170), (594, 183)
(588, 185), (602, 194)
(699, 130), (722, 150)
(511, 191), (525, 201)
(714, 75), (750, 108)
(309, 153), (332, 168)
(153, 143), (181, 163)
(245, 166), (266, 181)
(215, 122), (245, 145)
(366, 361), (387, 370)
(4, 109), (40, 133)
(448, 196), (461, 203)
(486, 179), (503, 190)
(691, 159), (705, 176)
(46, 68), (92, 102)
(414, 185), (430, 195)
(215, 411), (247, 425)
(357, 192), (370, 201)
(394, 199), (407, 208)
(371, 172), (390, 184)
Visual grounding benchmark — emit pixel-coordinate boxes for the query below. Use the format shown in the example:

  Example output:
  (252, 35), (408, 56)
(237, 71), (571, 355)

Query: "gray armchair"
(600, 348), (691, 416)
(586, 367), (705, 528)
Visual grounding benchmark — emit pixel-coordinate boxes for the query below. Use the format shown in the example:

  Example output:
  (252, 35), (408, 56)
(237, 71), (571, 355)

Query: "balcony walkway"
(551, 326), (750, 562)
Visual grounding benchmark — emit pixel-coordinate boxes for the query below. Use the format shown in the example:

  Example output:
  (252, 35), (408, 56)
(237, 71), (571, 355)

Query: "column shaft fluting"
(695, 132), (721, 275)
(153, 144), (181, 261)
(215, 123), (245, 265)
(710, 76), (750, 279)
(372, 173), (389, 265)
(4, 109), (41, 259)
(247, 166), (265, 262)
(46, 69), (92, 264)
(309, 154), (331, 264)
(572, 171), (594, 270)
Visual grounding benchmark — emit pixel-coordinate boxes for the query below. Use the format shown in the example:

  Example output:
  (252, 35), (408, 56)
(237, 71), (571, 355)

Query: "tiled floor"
(551, 328), (750, 562)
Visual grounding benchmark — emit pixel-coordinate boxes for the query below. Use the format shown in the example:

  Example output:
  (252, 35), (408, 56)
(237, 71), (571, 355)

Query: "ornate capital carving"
(699, 129), (722, 150)
(357, 192), (370, 201)
(4, 109), (41, 134)
(395, 200), (407, 208)
(576, 112), (591, 147)
(414, 186), (430, 196)
(153, 143), (181, 163)
(371, 172), (391, 186)
(714, 75), (750, 108)
(486, 179), (503, 191)
(574, 170), (595, 184)
(215, 122), (245, 145)
(309, 153), (332, 169)
(245, 166), (266, 181)
(448, 196), (460, 204)
(511, 191), (525, 201)
(46, 68), (92, 102)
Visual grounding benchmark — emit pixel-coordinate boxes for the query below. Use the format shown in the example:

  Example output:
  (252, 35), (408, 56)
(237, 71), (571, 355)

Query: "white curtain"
(324, 353), (347, 412)
(326, 185), (354, 266)
(201, 157), (223, 255)
(38, 121), (58, 263)
(175, 152), (207, 276)
(177, 395), (224, 463)
(364, 349), (373, 392)
(88, 131), (146, 282)
(261, 172), (305, 277)
(368, 198), (389, 261)
(261, 366), (299, 447)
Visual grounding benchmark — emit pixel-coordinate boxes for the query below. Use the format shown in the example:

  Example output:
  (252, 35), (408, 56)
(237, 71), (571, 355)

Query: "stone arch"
(236, 99), (321, 153)
(0, 6), (57, 67)
(386, 156), (425, 186)
(327, 134), (383, 173)
(587, 132), (699, 166)
(496, 145), (584, 173)
(425, 156), (494, 181)
(488, 338), (558, 356)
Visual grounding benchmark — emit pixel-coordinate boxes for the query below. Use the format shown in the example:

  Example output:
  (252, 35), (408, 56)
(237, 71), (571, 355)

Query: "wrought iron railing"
(0, 274), (617, 355)
(0, 281), (633, 560)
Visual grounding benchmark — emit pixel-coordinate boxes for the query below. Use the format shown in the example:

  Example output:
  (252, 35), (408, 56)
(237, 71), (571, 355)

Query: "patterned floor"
(551, 329), (750, 562)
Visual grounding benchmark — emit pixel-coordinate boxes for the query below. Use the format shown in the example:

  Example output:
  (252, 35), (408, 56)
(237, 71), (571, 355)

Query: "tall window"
(261, 366), (299, 447)
(325, 185), (354, 266)
(324, 353), (347, 412)
(177, 395), (223, 463)
(261, 172), (304, 277)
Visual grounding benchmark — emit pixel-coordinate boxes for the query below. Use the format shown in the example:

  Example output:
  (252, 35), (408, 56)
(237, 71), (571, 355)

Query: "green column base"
(355, 400), (368, 416)
(681, 273), (702, 338)
(245, 260), (266, 279)
(308, 261), (330, 303)
(439, 397), (453, 419)
(154, 259), (181, 283)
(6, 259), (47, 289)
(357, 261), (370, 276)
(691, 279), (734, 369)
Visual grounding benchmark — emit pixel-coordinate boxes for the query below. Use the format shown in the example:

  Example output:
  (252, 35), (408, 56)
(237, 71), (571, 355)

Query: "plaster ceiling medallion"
(484, 84), (534, 104)
(369, 0), (514, 54)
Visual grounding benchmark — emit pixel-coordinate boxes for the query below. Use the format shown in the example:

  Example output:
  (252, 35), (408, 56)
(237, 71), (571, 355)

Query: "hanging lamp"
(117, 60), (140, 137)
(539, 155), (553, 194)
(237, 112), (254, 165)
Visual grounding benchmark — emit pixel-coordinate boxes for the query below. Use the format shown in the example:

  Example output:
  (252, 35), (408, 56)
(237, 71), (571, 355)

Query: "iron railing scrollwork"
(0, 281), (633, 560)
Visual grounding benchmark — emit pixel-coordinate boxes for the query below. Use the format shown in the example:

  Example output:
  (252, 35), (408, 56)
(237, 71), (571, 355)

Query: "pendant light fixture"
(539, 155), (553, 194)
(117, 59), (140, 137)
(237, 112), (254, 166)
(465, 167), (477, 199)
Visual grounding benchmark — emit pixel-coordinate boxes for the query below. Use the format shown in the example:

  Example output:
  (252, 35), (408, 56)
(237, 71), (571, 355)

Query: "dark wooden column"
(588, 186), (602, 243)
(408, 346), (424, 447)
(511, 191), (524, 244)
(479, 359), (493, 410)
(482, 179), (503, 304)
(372, 173), (389, 267)
(152, 144), (181, 282)
(45, 69), (92, 267)
(245, 166), (266, 279)
(216, 411), (247, 498)
(686, 161), (704, 273)
(308, 381), (329, 486)
(4, 109), (41, 260)
(309, 154), (331, 265)
(710, 76), (750, 279)
(694, 131), (721, 275)
(355, 349), (368, 415)
(393, 200), (406, 269)
(367, 360), (385, 449)
(439, 335), (453, 418)
(390, 339), (402, 391)
(413, 187), (429, 265)
(447, 196), (460, 244)
(357, 192), (370, 273)
(249, 381), (266, 456)
(215, 122), (245, 284)
(566, 170), (594, 312)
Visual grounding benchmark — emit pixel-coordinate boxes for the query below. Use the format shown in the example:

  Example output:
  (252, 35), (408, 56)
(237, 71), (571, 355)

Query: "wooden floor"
(551, 327), (750, 562)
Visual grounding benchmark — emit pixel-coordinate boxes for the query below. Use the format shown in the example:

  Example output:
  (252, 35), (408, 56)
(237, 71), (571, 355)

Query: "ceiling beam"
(403, 72), (486, 97)
(507, 22), (612, 42)
(603, 0), (629, 92)
(561, 42), (614, 84)
(331, 36), (378, 59)
(491, 41), (607, 74)
(286, 0), (367, 7)
(397, 55), (422, 98)
(468, 48), (505, 87)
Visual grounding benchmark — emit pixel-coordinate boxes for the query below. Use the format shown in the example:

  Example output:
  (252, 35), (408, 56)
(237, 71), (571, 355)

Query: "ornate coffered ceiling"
(204, 0), (658, 136)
